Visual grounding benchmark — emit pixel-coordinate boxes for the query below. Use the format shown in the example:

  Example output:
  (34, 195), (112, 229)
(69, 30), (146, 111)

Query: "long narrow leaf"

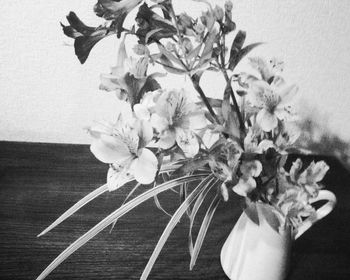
(229, 42), (263, 70)
(110, 182), (142, 233)
(153, 182), (172, 217)
(188, 178), (218, 256)
(140, 175), (214, 280)
(190, 194), (221, 270)
(36, 174), (208, 280)
(37, 184), (109, 237)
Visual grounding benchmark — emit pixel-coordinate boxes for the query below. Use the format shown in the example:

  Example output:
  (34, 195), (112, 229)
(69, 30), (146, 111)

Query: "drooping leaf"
(188, 177), (217, 256)
(37, 184), (109, 237)
(189, 194), (221, 270)
(35, 174), (209, 280)
(140, 175), (213, 280)
(243, 200), (259, 225)
(258, 203), (281, 233)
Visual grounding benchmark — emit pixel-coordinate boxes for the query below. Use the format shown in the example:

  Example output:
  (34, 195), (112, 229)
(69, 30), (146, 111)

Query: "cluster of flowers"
(35, 1), (332, 280)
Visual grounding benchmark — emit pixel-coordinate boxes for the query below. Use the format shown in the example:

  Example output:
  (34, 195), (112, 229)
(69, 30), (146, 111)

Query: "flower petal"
(232, 176), (256, 197)
(157, 129), (176, 149)
(137, 120), (153, 148)
(175, 128), (199, 158)
(150, 114), (169, 133)
(256, 108), (278, 131)
(134, 104), (151, 121)
(107, 164), (134, 191)
(90, 134), (133, 164)
(240, 160), (262, 177)
(132, 148), (158, 184)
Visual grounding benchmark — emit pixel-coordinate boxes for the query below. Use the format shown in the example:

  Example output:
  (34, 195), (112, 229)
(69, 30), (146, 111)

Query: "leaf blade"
(37, 184), (109, 237)
(140, 175), (214, 280)
(36, 174), (208, 280)
(189, 194), (221, 269)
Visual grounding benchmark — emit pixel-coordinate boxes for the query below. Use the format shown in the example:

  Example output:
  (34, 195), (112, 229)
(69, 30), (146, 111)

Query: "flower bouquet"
(37, 1), (337, 280)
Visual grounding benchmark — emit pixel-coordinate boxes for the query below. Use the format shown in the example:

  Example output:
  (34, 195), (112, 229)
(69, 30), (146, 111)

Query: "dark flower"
(135, 3), (177, 44)
(94, 0), (143, 37)
(61, 12), (113, 64)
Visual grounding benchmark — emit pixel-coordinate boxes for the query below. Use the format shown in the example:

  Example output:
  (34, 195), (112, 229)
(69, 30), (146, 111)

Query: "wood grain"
(0, 141), (349, 280)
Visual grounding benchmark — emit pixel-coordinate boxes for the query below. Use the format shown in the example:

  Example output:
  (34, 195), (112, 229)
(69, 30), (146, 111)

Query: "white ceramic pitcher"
(220, 190), (336, 280)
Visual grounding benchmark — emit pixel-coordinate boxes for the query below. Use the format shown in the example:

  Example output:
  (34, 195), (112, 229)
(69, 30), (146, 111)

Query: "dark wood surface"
(0, 141), (349, 280)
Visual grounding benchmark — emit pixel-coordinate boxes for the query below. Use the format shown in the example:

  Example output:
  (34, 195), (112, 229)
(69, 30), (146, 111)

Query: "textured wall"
(1, 0), (350, 144)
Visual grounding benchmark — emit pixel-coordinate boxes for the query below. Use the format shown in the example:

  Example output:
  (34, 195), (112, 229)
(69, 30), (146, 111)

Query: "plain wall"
(1, 0), (350, 144)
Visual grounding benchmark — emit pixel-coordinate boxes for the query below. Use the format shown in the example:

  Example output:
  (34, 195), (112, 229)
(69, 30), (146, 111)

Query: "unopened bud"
(214, 5), (224, 22)
(225, 1), (233, 13)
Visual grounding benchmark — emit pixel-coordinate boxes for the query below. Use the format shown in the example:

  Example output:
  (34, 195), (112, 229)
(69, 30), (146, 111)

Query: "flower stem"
(190, 74), (220, 124)
(221, 68), (246, 136)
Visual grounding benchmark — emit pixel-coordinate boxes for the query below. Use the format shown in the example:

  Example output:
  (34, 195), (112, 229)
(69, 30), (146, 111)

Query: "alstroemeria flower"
(297, 160), (329, 196)
(94, 0), (143, 37)
(135, 89), (206, 157)
(99, 36), (162, 106)
(247, 79), (299, 132)
(88, 115), (158, 191)
(249, 57), (285, 83)
(61, 12), (114, 64)
(244, 126), (274, 153)
(232, 159), (262, 197)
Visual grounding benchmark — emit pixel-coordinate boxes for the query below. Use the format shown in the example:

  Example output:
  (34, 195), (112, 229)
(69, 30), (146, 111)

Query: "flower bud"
(225, 1), (233, 13)
(214, 5), (224, 22)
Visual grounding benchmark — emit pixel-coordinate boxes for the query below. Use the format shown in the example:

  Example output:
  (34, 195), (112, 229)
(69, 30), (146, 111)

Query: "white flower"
(136, 89), (206, 157)
(99, 36), (150, 101)
(247, 79), (299, 132)
(244, 126), (274, 153)
(232, 160), (262, 197)
(88, 115), (158, 191)
(249, 57), (285, 82)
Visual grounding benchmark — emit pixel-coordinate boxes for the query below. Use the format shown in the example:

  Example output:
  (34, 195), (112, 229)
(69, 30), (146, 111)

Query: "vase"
(220, 190), (336, 280)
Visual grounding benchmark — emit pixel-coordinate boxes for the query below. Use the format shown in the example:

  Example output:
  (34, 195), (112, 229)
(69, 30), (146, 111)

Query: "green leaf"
(244, 201), (259, 225)
(158, 44), (183, 66)
(188, 177), (217, 256)
(228, 30), (246, 70)
(140, 175), (213, 280)
(189, 194), (221, 270)
(35, 174), (208, 280)
(159, 55), (187, 75)
(37, 184), (109, 237)
(152, 182), (173, 217)
(258, 203), (281, 233)
(221, 82), (232, 121)
(229, 42), (263, 70)
(197, 30), (218, 68)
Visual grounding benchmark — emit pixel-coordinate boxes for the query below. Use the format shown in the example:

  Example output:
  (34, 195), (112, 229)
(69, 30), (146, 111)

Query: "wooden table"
(0, 141), (349, 280)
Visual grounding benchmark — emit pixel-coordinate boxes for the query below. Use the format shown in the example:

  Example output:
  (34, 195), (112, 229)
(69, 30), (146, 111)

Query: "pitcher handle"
(294, 190), (336, 240)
